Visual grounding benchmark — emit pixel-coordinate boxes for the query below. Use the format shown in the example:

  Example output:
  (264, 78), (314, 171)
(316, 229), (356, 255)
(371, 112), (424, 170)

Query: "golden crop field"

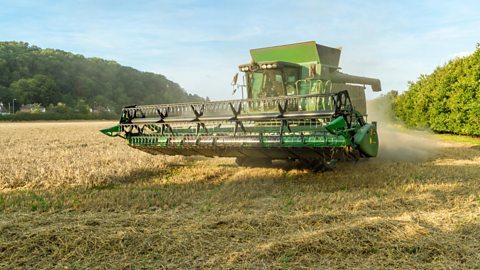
(0, 121), (479, 269)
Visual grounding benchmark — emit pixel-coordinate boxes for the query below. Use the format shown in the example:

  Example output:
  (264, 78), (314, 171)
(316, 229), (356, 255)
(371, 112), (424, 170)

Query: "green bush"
(394, 44), (480, 136)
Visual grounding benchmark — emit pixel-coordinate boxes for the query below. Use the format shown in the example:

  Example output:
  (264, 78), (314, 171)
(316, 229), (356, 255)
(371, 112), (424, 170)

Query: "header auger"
(102, 41), (381, 170)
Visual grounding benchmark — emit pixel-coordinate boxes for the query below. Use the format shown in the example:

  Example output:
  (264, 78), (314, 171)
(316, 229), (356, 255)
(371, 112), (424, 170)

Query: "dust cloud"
(367, 98), (442, 161)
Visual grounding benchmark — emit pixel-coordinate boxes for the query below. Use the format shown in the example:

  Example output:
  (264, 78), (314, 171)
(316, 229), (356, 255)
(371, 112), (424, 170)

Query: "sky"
(1, 0), (479, 100)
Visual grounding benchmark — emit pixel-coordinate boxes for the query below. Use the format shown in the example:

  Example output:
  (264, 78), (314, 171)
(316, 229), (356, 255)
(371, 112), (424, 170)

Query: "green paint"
(326, 116), (347, 134)
(353, 124), (379, 157)
(250, 41), (341, 66)
(100, 125), (122, 137)
(102, 41), (383, 162)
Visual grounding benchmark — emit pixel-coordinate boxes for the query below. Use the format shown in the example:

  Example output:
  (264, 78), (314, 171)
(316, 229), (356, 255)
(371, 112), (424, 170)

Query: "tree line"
(393, 44), (480, 136)
(0, 41), (203, 114)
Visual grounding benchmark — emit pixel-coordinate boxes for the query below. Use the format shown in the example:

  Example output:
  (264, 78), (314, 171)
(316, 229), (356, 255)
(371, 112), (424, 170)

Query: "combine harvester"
(102, 41), (381, 170)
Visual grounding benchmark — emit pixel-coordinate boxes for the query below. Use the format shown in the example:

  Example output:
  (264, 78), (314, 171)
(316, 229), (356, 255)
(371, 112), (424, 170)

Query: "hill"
(0, 41), (203, 113)
(393, 44), (480, 136)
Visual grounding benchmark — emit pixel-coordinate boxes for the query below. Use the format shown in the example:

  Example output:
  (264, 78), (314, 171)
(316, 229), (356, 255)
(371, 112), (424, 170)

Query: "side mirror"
(231, 73), (239, 85)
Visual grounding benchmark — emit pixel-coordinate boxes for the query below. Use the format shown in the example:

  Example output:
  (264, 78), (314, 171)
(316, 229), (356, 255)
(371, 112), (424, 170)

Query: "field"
(1, 121), (479, 269)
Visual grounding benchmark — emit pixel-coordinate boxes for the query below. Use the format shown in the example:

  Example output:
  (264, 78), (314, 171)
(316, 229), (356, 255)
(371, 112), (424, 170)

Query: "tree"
(394, 44), (480, 135)
(75, 99), (91, 114)
(0, 41), (205, 114)
(10, 75), (58, 106)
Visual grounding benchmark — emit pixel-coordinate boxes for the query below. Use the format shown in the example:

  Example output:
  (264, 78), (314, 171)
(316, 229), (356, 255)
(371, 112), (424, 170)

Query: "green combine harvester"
(101, 41), (381, 170)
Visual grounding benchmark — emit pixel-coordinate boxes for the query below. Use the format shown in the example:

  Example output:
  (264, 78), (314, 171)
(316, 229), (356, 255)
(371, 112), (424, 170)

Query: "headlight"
(261, 64), (267, 69)
(267, 64), (272, 69)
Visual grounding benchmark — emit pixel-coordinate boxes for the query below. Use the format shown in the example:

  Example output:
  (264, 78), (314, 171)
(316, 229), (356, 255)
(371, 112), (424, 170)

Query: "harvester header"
(102, 41), (382, 170)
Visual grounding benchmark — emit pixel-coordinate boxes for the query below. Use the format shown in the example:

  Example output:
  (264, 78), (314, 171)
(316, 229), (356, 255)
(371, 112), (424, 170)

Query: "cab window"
(284, 67), (299, 95)
(248, 70), (285, 98)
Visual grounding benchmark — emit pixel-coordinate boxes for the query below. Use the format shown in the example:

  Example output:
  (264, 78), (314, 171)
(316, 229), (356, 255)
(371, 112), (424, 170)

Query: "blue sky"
(1, 0), (479, 100)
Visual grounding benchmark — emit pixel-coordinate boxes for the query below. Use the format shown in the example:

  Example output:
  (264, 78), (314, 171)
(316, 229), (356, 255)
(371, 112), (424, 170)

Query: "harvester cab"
(101, 41), (382, 170)
(234, 42), (381, 116)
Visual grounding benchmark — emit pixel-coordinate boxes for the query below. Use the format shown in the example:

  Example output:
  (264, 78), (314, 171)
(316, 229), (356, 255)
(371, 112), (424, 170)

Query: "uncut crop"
(0, 121), (183, 190)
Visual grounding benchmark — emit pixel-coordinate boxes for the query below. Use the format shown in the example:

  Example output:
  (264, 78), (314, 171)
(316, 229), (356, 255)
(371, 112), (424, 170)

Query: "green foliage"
(394, 46), (480, 136)
(10, 75), (58, 106)
(49, 102), (69, 114)
(30, 103), (44, 114)
(0, 41), (204, 113)
(75, 99), (91, 114)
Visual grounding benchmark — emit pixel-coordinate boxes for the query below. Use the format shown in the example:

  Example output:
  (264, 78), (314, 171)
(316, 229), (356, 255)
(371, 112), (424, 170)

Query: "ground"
(0, 121), (479, 269)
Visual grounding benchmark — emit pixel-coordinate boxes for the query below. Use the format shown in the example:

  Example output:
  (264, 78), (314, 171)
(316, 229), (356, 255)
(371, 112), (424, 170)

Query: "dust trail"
(367, 97), (442, 161)
(375, 125), (441, 161)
